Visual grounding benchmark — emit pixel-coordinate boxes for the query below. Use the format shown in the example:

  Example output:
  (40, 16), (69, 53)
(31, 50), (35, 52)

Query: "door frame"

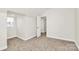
(36, 16), (47, 38)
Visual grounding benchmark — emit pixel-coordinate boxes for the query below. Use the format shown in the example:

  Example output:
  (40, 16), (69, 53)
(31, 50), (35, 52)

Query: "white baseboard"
(26, 35), (36, 40)
(47, 35), (79, 50)
(74, 41), (79, 49)
(0, 45), (7, 51)
(7, 36), (16, 39)
(17, 35), (36, 40)
(47, 35), (75, 42)
(17, 36), (25, 40)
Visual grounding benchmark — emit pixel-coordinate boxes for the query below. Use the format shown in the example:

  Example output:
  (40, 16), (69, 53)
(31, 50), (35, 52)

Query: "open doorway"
(7, 16), (16, 39)
(36, 16), (47, 38)
(41, 16), (47, 37)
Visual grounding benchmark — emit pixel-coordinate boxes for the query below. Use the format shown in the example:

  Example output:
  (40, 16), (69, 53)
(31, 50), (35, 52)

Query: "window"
(7, 17), (14, 27)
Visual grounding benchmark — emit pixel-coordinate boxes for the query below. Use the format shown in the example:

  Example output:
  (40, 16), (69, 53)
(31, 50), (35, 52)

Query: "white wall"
(7, 12), (17, 39)
(42, 8), (75, 41)
(75, 8), (79, 48)
(16, 15), (36, 40)
(7, 11), (37, 40)
(0, 11), (7, 50)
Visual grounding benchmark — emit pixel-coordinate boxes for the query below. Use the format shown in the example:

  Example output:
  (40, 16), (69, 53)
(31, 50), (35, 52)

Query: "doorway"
(7, 16), (16, 39)
(36, 16), (47, 38)
(41, 16), (47, 37)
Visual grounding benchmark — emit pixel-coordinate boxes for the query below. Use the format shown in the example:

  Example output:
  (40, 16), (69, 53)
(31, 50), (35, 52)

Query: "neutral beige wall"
(42, 8), (75, 41)
(0, 11), (7, 50)
(16, 15), (36, 40)
(75, 9), (79, 48)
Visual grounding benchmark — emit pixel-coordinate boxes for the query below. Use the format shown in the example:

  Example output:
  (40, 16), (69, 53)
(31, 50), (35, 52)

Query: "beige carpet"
(4, 34), (78, 51)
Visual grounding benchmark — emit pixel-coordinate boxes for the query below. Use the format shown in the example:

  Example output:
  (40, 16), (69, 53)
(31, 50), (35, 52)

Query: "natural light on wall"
(7, 17), (14, 27)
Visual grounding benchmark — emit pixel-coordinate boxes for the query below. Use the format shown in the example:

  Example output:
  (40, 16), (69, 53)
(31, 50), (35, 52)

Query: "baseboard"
(47, 35), (75, 42)
(7, 36), (16, 39)
(17, 36), (25, 40)
(74, 41), (79, 50)
(17, 35), (36, 40)
(0, 45), (7, 51)
(26, 35), (36, 40)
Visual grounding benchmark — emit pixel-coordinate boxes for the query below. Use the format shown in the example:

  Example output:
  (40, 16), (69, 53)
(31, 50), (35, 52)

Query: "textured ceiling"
(7, 8), (49, 16)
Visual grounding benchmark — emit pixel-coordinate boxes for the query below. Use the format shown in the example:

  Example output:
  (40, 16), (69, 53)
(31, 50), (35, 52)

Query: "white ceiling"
(7, 8), (49, 16)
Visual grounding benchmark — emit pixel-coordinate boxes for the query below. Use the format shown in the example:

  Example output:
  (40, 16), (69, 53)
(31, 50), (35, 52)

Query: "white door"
(37, 16), (41, 38)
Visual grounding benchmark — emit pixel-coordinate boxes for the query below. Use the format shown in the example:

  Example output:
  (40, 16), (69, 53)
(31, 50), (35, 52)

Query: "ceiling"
(6, 8), (49, 16)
